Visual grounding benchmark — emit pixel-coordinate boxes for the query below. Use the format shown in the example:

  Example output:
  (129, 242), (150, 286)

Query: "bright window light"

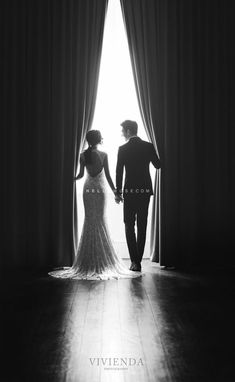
(92, 0), (149, 172)
(77, 0), (154, 258)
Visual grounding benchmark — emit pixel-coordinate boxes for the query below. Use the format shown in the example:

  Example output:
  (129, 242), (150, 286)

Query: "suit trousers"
(123, 195), (150, 264)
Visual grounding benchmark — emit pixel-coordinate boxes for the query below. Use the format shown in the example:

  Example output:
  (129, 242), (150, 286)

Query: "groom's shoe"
(132, 262), (141, 272)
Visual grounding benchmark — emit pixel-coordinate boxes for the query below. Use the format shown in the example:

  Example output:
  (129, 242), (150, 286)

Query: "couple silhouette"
(49, 120), (160, 280)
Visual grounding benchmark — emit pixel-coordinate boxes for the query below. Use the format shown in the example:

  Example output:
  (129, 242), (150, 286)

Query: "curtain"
(0, 0), (108, 270)
(120, 0), (164, 264)
(120, 0), (235, 267)
(72, 0), (108, 257)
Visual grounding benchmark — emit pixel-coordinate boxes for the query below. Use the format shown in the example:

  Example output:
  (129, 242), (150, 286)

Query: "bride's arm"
(74, 155), (85, 180)
(103, 154), (116, 194)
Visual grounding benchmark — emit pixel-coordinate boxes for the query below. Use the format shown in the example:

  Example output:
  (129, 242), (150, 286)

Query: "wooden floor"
(1, 260), (234, 382)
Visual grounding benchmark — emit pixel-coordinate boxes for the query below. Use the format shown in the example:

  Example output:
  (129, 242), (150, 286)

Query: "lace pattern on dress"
(49, 150), (142, 280)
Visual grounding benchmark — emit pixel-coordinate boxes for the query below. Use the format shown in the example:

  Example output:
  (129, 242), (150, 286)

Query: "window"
(76, 0), (154, 258)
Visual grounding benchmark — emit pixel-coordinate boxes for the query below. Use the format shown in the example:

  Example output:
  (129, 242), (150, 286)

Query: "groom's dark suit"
(116, 136), (160, 265)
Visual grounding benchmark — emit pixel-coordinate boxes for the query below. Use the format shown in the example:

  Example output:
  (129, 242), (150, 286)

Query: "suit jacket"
(116, 137), (160, 198)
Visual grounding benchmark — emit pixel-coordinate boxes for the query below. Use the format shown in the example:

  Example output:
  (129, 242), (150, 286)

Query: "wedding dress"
(49, 149), (142, 280)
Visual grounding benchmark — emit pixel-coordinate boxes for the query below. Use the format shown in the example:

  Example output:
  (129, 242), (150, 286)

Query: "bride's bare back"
(81, 149), (106, 177)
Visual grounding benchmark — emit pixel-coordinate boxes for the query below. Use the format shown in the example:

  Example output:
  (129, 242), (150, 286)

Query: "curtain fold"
(120, 0), (235, 267)
(120, 0), (164, 263)
(72, 0), (108, 258)
(1, 0), (108, 270)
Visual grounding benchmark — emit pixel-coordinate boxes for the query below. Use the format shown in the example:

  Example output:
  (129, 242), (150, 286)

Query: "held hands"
(114, 190), (123, 204)
(115, 194), (123, 204)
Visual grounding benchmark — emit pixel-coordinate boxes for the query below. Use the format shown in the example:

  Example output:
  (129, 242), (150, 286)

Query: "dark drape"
(0, 0), (107, 270)
(72, 1), (108, 257)
(120, 0), (235, 267)
(120, 0), (163, 264)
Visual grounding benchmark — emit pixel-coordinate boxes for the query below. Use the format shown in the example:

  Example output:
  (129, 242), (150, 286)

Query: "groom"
(115, 120), (161, 272)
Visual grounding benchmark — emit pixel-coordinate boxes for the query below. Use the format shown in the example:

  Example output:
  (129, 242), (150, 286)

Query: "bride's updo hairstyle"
(84, 130), (102, 164)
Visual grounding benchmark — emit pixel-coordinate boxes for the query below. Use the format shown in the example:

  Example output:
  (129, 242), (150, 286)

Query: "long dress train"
(48, 150), (142, 280)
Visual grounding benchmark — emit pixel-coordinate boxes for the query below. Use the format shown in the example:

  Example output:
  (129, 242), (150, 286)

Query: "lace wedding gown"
(49, 149), (142, 280)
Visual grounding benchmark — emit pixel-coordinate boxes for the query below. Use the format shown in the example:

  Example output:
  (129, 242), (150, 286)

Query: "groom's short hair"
(121, 120), (138, 135)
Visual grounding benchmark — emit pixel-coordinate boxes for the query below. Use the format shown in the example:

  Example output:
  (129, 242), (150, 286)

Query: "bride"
(49, 130), (142, 280)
